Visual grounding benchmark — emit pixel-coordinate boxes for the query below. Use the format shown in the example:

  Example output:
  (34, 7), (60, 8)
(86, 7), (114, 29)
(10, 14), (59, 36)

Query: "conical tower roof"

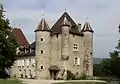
(81, 22), (94, 33)
(35, 17), (50, 32)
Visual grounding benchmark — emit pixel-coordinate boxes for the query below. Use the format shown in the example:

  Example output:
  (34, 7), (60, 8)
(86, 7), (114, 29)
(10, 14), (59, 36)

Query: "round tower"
(81, 22), (94, 76)
(34, 17), (51, 79)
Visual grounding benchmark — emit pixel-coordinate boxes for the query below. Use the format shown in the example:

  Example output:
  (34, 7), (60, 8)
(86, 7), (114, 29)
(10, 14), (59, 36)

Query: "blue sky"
(3, 0), (120, 58)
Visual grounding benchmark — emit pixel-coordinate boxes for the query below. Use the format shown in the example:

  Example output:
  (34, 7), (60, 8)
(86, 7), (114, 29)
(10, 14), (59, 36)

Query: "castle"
(11, 12), (94, 79)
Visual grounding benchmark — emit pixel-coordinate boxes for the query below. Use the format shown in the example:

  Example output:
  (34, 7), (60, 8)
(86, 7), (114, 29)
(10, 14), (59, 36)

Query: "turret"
(35, 17), (51, 79)
(81, 22), (94, 76)
(61, 15), (70, 60)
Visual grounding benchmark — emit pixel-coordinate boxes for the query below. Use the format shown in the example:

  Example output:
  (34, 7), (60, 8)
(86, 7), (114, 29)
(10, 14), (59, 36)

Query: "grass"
(52, 80), (107, 84)
(0, 79), (23, 84)
(53, 82), (106, 84)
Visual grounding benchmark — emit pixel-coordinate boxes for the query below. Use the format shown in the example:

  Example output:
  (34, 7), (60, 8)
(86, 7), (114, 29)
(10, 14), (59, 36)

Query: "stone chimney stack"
(78, 23), (81, 32)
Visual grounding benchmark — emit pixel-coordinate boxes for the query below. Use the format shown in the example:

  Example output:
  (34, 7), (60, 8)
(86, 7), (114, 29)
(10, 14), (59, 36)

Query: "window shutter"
(78, 58), (80, 65)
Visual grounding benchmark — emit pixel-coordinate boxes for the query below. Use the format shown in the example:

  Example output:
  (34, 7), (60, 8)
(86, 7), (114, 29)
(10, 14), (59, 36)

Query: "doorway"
(49, 65), (60, 80)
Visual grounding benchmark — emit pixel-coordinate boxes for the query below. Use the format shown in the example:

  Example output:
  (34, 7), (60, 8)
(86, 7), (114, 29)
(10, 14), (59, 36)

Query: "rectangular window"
(26, 59), (29, 66)
(73, 43), (79, 51)
(21, 60), (24, 66)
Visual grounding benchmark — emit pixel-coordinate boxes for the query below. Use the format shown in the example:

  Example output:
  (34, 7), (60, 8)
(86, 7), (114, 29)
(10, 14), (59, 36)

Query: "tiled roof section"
(12, 28), (29, 46)
(35, 18), (50, 32)
(81, 22), (94, 33)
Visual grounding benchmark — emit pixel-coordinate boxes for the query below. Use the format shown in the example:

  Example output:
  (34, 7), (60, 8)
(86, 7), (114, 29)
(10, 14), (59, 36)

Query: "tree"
(0, 4), (18, 74)
(100, 25), (120, 78)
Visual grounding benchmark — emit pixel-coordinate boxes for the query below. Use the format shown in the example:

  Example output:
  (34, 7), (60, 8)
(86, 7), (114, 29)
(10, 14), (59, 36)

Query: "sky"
(3, 0), (120, 58)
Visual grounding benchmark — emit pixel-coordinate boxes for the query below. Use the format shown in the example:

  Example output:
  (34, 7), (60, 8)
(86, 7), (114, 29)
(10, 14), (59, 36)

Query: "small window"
(41, 50), (43, 54)
(90, 52), (92, 55)
(41, 38), (43, 41)
(41, 66), (43, 69)
(73, 43), (79, 51)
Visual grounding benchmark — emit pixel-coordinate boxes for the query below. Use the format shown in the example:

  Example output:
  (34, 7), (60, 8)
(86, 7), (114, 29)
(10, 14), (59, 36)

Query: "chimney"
(78, 23), (81, 32)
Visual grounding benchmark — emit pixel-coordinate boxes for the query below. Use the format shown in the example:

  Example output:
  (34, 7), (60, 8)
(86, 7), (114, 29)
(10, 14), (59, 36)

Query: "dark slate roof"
(19, 50), (35, 57)
(35, 18), (50, 32)
(12, 28), (29, 46)
(51, 12), (83, 36)
(30, 41), (36, 49)
(81, 22), (94, 33)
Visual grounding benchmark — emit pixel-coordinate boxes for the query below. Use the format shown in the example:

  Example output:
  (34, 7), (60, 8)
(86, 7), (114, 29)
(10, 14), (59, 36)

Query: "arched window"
(74, 57), (80, 65)
(74, 57), (78, 65)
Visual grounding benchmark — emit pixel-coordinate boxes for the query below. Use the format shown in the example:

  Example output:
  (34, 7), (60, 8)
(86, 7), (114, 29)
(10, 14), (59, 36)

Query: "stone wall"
(67, 34), (84, 75)
(11, 56), (35, 78)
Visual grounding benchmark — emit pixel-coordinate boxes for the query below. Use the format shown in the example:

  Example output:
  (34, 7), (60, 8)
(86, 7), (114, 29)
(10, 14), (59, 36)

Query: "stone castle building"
(11, 12), (94, 79)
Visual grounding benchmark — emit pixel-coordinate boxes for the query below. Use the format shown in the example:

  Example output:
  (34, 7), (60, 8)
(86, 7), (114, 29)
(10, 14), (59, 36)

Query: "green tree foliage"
(93, 64), (106, 76)
(101, 25), (120, 78)
(0, 4), (18, 70)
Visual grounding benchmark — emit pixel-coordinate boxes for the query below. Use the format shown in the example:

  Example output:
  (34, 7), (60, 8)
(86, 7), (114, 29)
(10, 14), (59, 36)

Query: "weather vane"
(65, 8), (66, 12)
(42, 13), (44, 18)
(85, 17), (88, 20)
(85, 17), (88, 22)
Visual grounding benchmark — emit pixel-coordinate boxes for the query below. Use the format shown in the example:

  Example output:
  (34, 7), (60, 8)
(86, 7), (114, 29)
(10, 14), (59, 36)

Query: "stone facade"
(11, 56), (36, 78)
(11, 12), (94, 79)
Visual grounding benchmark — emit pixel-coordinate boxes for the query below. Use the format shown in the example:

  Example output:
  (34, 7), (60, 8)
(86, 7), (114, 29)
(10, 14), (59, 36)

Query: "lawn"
(0, 79), (22, 84)
(52, 80), (107, 84)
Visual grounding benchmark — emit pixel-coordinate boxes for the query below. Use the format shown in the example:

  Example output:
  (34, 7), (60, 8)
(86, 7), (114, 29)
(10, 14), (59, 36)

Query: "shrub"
(67, 70), (75, 80)
(67, 70), (87, 80)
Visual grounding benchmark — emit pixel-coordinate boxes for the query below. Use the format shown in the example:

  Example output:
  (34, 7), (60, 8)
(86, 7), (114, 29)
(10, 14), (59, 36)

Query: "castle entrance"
(49, 65), (60, 80)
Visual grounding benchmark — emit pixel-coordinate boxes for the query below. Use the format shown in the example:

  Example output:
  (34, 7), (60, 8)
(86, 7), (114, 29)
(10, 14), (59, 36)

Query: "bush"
(67, 70), (87, 80)
(67, 70), (75, 80)
(0, 69), (10, 79)
(75, 73), (87, 80)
